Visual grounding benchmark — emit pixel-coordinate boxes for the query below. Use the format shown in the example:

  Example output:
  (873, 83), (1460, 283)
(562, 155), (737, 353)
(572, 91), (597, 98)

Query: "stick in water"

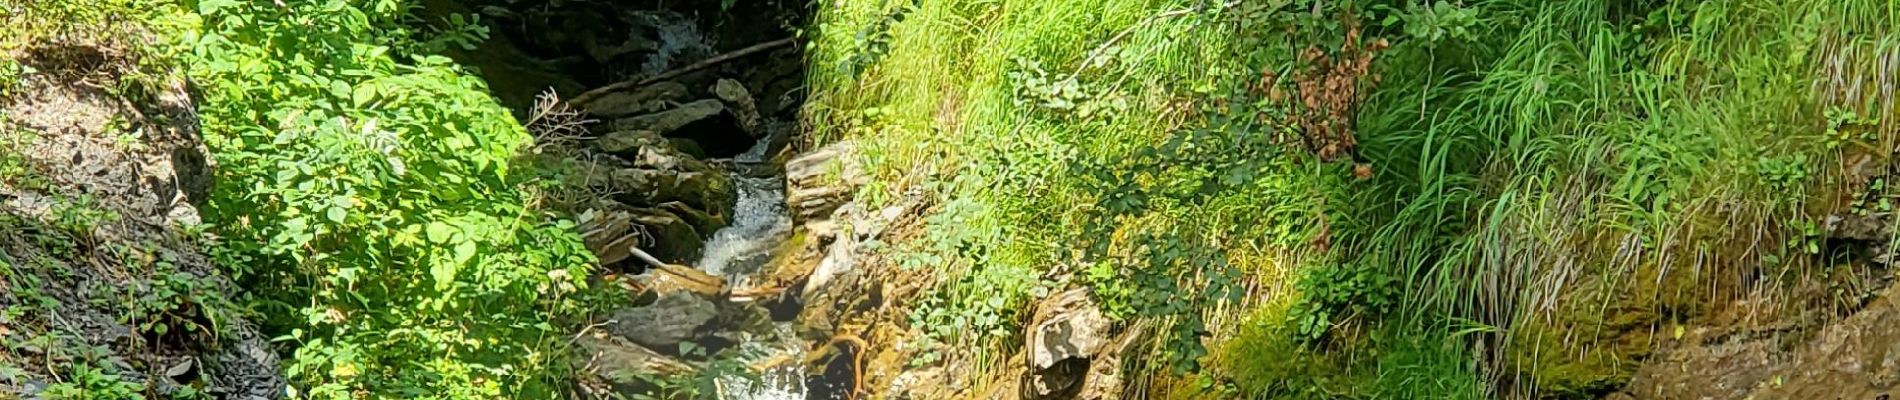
(626, 246), (669, 270)
(570, 38), (798, 107)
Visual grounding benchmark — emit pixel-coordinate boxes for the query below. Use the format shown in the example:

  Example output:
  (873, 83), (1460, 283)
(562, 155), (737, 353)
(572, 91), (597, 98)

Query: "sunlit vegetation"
(809, 0), (1896, 397)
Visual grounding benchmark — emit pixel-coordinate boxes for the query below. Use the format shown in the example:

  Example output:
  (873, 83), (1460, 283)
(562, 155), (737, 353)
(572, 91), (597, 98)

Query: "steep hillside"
(1, 1), (279, 397)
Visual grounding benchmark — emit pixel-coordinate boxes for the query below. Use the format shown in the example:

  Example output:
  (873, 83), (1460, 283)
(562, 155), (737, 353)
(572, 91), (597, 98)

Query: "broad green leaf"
(353, 83), (377, 107)
(426, 221), (454, 243)
(431, 261), (457, 290)
(453, 240), (477, 265)
(199, 0), (239, 15)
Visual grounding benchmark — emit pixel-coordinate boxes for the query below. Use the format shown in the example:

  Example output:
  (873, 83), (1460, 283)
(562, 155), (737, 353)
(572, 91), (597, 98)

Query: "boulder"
(1023, 288), (1115, 399)
(578, 209), (638, 265)
(635, 263), (728, 299)
(586, 165), (734, 217)
(593, 233), (644, 268)
(580, 32), (660, 65)
(578, 209), (634, 250)
(608, 99), (725, 135)
(608, 99), (758, 158)
(593, 129), (667, 155)
(593, 130), (712, 172)
(581, 82), (689, 119)
(627, 207), (704, 264)
(574, 335), (696, 397)
(713, 79), (764, 138)
(607, 291), (719, 351)
(785, 142), (864, 224)
(657, 201), (725, 236)
(669, 138), (708, 159)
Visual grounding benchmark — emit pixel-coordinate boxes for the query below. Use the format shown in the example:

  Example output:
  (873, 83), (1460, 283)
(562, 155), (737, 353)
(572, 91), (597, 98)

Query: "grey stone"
(608, 292), (719, 350)
(608, 99), (725, 135)
(581, 81), (690, 119)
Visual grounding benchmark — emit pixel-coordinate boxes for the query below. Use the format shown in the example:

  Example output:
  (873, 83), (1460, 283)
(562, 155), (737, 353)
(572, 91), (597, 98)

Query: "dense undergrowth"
(178, 0), (607, 398)
(809, 0), (1896, 398)
(10, 0), (608, 398)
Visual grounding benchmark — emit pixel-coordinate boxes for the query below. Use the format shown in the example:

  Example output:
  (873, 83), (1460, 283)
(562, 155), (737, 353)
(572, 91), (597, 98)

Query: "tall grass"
(809, 0), (1898, 398)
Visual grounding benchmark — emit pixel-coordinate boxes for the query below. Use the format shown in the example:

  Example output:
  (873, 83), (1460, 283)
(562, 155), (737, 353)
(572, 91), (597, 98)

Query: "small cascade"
(694, 134), (793, 284)
(640, 11), (716, 77)
(487, 2), (820, 398)
(693, 131), (809, 399)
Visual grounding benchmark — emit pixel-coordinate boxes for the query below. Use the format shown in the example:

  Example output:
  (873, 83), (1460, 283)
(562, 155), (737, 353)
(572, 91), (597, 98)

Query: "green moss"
(1507, 274), (1669, 398)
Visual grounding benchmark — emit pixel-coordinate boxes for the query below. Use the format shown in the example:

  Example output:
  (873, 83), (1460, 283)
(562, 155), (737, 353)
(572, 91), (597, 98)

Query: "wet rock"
(627, 207), (704, 264)
(579, 209), (636, 258)
(1623, 284), (1900, 399)
(580, 82), (689, 119)
(609, 99), (725, 135)
(573, 203), (701, 268)
(574, 335), (697, 397)
(593, 129), (666, 155)
(801, 211), (863, 302)
(669, 138), (708, 159)
(586, 164), (734, 217)
(608, 291), (719, 351)
(713, 79), (764, 138)
(592, 233), (644, 268)
(1826, 213), (1891, 241)
(1024, 288), (1114, 399)
(608, 98), (757, 158)
(593, 130), (713, 172)
(635, 263), (728, 299)
(656, 201), (725, 236)
(785, 141), (864, 224)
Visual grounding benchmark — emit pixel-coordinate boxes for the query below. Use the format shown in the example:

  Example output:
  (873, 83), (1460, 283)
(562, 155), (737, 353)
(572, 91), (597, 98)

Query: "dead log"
(570, 38), (798, 107)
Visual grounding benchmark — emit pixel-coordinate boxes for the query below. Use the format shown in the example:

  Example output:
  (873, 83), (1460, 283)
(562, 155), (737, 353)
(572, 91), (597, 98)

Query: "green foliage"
(1287, 262), (1397, 344)
(808, 0), (1898, 396)
(38, 361), (146, 400)
(116, 244), (231, 342)
(176, 0), (597, 397)
(48, 194), (118, 241)
(900, 194), (1047, 363)
(1380, 1), (1480, 45)
(0, 58), (30, 98)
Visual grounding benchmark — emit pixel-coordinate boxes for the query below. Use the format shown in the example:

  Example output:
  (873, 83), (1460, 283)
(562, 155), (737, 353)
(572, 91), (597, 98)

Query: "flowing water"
(695, 130), (809, 399)
(640, 11), (716, 77)
(694, 132), (793, 284)
(612, 13), (814, 399)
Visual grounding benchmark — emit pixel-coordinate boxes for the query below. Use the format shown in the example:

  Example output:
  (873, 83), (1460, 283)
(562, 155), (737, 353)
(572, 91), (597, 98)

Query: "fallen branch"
(570, 38), (798, 107)
(729, 286), (786, 303)
(627, 246), (669, 270)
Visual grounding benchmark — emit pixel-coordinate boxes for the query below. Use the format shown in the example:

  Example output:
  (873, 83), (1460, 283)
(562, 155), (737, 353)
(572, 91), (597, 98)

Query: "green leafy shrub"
(1287, 262), (1397, 345)
(178, 0), (596, 397)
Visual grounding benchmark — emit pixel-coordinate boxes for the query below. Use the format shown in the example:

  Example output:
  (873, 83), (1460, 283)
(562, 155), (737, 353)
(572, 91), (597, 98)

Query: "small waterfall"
(693, 135), (792, 282)
(695, 132), (807, 399)
(641, 11), (716, 77)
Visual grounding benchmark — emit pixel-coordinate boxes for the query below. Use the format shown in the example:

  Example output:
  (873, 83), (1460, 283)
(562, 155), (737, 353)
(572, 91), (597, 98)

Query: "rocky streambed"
(418, 1), (896, 398)
(422, 2), (1255, 400)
